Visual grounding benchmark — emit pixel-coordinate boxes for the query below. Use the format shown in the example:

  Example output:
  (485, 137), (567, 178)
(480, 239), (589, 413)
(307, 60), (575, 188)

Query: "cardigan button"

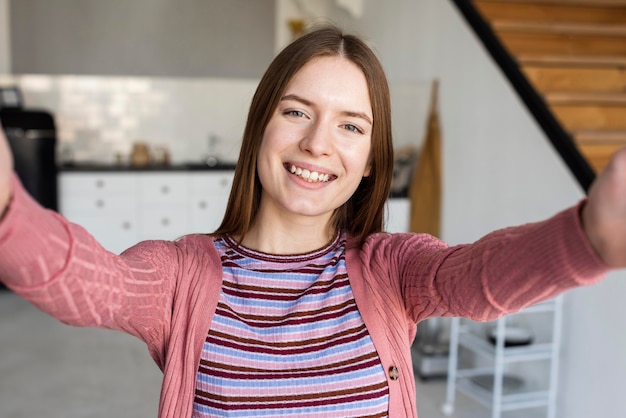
(388, 365), (399, 381)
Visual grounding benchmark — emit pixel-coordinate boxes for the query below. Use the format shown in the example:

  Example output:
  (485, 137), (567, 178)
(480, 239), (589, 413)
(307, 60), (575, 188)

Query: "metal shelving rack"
(442, 296), (563, 418)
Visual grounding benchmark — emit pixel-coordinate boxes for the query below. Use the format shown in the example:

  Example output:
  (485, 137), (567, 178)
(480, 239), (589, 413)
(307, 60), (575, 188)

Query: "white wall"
(326, 1), (626, 416)
(0, 0), (10, 73)
(9, 0), (274, 78)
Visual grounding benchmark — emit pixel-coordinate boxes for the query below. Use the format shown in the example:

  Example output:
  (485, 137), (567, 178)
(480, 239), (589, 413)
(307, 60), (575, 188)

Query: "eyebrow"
(281, 93), (373, 125)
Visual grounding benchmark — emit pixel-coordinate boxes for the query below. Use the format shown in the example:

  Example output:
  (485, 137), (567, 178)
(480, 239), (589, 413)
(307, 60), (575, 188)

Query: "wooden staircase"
(472, 0), (626, 174)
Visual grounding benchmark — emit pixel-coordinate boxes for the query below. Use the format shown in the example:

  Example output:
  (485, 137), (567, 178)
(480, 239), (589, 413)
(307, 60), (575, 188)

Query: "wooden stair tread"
(493, 21), (626, 36)
(475, 0), (626, 24)
(551, 105), (626, 130)
(573, 129), (626, 143)
(522, 66), (626, 93)
(545, 91), (626, 105)
(517, 53), (626, 67)
(500, 31), (626, 56)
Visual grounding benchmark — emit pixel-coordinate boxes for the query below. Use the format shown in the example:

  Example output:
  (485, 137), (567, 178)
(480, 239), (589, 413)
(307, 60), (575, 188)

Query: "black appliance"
(1, 105), (58, 212)
(0, 91), (58, 292)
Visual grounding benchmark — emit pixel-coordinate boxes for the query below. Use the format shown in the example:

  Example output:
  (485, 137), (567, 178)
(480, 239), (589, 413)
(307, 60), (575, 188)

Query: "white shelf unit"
(442, 296), (563, 418)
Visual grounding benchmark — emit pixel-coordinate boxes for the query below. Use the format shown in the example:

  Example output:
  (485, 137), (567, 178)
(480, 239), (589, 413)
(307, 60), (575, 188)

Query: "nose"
(299, 119), (333, 157)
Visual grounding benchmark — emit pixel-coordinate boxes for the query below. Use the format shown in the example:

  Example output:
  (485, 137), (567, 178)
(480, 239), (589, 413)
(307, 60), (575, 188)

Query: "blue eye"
(285, 110), (305, 117)
(343, 124), (363, 134)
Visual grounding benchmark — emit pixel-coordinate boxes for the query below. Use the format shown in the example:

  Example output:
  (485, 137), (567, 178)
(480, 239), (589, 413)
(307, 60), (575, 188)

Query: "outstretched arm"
(0, 125), (176, 361)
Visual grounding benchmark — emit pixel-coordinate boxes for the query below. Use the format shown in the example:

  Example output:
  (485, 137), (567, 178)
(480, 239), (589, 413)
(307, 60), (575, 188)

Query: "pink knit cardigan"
(0, 175), (608, 417)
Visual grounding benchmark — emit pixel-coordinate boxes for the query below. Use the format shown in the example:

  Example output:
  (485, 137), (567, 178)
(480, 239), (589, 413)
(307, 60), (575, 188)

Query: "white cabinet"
(188, 172), (234, 233)
(59, 170), (234, 254)
(443, 297), (563, 418)
(138, 173), (190, 241)
(59, 173), (140, 253)
(385, 198), (410, 233)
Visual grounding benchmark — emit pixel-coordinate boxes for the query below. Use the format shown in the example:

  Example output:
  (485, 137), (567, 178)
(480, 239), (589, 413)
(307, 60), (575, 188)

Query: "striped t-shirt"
(192, 234), (389, 417)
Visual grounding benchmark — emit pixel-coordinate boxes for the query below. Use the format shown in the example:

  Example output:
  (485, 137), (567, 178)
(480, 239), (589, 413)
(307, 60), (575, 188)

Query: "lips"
(286, 163), (334, 183)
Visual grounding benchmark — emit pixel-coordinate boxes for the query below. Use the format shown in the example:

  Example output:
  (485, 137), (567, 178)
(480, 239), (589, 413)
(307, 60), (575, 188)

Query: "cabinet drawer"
(61, 194), (137, 215)
(60, 173), (138, 195)
(188, 172), (233, 233)
(189, 172), (234, 193)
(65, 214), (138, 254)
(139, 173), (189, 203)
(190, 197), (228, 233)
(140, 207), (190, 241)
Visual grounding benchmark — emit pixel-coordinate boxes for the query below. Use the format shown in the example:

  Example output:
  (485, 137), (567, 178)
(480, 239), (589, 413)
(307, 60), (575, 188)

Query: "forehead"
(285, 56), (372, 115)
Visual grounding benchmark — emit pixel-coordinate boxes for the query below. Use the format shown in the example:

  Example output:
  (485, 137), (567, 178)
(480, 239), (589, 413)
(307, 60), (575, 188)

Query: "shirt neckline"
(222, 232), (343, 263)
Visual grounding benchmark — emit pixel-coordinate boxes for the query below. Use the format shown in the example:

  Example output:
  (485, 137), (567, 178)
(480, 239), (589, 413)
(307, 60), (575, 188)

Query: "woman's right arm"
(0, 127), (177, 361)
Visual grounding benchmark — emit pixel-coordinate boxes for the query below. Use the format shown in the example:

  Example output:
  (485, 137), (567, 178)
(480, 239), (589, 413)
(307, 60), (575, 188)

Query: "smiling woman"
(249, 56), (374, 254)
(0, 23), (618, 418)
(214, 26), (394, 252)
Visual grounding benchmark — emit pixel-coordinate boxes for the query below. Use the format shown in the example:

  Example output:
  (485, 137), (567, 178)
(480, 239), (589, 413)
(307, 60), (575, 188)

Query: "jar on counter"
(130, 142), (151, 167)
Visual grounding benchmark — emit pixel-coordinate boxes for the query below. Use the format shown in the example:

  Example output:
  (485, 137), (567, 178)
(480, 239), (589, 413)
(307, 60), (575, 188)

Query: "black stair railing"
(450, 0), (596, 193)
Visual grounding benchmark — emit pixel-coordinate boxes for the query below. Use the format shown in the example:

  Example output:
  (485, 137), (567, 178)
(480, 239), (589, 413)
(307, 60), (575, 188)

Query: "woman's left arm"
(390, 202), (608, 323)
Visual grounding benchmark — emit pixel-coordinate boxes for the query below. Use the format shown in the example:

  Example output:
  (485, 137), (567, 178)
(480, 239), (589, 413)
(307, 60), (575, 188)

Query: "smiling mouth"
(287, 164), (333, 183)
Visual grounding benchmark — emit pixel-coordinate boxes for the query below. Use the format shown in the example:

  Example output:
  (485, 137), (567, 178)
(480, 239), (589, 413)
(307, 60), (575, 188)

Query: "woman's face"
(256, 55), (373, 228)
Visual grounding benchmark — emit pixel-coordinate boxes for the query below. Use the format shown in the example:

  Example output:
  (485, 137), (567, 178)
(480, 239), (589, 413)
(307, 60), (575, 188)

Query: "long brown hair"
(213, 24), (394, 246)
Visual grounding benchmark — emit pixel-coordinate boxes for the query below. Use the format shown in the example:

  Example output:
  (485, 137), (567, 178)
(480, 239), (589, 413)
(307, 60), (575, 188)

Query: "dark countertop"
(59, 161), (237, 172)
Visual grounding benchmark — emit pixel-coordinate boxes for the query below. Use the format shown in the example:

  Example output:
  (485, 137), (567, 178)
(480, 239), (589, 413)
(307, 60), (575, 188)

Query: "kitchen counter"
(59, 162), (237, 172)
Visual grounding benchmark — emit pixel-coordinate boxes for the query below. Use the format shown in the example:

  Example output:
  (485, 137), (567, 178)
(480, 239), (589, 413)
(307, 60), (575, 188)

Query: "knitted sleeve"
(0, 175), (182, 368)
(363, 202), (609, 323)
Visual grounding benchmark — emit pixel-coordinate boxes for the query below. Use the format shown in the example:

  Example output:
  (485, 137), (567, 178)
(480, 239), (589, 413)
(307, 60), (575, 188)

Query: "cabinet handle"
(161, 185), (170, 194)
(122, 221), (131, 230)
(198, 200), (207, 209)
(95, 199), (105, 208)
(96, 179), (105, 189)
(161, 218), (170, 226)
(220, 179), (230, 187)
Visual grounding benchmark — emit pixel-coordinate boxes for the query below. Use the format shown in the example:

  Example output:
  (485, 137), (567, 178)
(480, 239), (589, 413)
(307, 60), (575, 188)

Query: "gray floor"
(0, 290), (510, 418)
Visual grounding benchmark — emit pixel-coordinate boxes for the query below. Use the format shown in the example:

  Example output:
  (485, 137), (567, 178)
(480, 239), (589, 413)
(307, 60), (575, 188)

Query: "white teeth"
(289, 164), (330, 183)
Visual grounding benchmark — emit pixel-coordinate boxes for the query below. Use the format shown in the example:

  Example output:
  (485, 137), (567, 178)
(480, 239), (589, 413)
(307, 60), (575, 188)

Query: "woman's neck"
(240, 214), (336, 255)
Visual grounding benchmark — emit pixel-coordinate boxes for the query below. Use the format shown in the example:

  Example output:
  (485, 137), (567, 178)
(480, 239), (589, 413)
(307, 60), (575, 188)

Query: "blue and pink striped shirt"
(192, 234), (389, 417)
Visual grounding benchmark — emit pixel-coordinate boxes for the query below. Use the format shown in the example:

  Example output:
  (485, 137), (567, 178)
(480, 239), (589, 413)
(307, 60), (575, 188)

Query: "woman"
(0, 25), (620, 417)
